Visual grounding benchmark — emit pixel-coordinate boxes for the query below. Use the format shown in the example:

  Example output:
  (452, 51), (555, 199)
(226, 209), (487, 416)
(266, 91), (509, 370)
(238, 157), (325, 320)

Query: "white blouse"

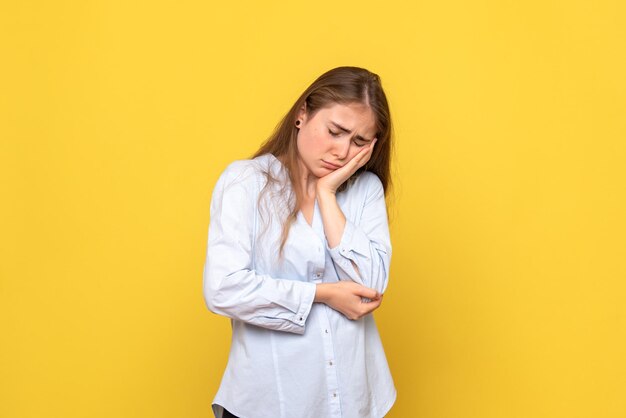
(203, 153), (396, 418)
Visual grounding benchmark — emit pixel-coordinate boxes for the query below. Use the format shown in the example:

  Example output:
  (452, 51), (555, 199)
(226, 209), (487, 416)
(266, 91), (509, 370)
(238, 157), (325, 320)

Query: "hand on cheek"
(317, 138), (378, 195)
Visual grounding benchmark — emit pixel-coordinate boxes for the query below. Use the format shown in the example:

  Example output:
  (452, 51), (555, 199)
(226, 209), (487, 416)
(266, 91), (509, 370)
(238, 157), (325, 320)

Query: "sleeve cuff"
(290, 281), (317, 334)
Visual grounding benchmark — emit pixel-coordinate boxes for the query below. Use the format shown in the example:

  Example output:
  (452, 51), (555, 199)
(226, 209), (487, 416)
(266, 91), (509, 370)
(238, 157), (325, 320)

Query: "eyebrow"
(330, 121), (374, 142)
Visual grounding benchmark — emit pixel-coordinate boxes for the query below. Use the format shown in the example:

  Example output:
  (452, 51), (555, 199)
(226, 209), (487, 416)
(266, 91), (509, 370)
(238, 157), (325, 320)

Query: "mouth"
(321, 160), (343, 170)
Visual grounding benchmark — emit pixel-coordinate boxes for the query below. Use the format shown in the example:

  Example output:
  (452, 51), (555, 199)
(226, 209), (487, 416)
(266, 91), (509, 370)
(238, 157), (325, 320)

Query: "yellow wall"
(1, 1), (625, 417)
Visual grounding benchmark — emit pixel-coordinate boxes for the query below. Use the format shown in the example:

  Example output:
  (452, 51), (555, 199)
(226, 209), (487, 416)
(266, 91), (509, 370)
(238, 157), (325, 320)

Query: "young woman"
(203, 66), (396, 418)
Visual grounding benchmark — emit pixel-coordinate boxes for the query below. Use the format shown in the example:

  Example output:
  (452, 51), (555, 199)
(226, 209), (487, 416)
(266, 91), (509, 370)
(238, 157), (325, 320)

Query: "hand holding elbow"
(315, 281), (383, 320)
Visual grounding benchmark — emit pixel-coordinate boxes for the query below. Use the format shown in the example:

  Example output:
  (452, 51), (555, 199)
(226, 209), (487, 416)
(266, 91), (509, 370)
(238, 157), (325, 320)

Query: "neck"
(296, 156), (318, 199)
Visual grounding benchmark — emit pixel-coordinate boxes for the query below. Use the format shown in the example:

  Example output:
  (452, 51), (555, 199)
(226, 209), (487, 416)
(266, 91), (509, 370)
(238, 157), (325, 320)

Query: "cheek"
(297, 132), (320, 159)
(347, 145), (362, 160)
(300, 131), (326, 155)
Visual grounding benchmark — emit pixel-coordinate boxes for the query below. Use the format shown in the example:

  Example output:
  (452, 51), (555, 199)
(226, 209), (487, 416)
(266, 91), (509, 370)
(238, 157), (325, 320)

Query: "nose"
(332, 137), (351, 160)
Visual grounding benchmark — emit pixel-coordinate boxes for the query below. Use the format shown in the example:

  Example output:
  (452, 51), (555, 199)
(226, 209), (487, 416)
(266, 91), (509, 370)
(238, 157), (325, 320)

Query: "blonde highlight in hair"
(252, 66), (394, 257)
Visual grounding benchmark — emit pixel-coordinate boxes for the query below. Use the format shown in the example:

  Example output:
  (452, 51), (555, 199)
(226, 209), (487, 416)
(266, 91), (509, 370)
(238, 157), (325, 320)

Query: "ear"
(297, 102), (308, 123)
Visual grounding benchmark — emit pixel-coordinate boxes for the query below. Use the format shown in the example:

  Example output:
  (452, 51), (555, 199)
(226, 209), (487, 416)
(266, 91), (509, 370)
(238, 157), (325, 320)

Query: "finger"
(340, 138), (379, 178)
(366, 138), (377, 157)
(354, 286), (380, 300)
(346, 148), (371, 173)
(334, 151), (368, 182)
(348, 146), (370, 167)
(356, 138), (378, 168)
(360, 298), (383, 315)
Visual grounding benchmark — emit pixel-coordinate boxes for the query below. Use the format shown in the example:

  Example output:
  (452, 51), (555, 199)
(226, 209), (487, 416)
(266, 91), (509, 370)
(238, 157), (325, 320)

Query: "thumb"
(354, 285), (380, 300)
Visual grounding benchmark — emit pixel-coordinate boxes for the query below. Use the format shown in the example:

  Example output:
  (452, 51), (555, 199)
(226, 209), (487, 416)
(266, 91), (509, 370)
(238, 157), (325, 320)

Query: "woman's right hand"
(314, 281), (383, 320)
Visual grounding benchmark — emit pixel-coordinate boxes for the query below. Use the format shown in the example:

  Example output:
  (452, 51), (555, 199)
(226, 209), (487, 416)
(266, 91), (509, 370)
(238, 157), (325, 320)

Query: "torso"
(209, 154), (396, 418)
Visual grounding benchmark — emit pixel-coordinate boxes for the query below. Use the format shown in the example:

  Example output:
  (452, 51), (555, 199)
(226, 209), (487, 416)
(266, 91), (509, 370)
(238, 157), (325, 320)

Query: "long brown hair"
(253, 66), (394, 255)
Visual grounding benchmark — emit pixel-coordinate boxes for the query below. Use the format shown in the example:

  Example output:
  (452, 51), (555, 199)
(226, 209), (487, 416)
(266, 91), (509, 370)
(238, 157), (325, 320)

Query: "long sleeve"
(326, 172), (392, 294)
(202, 161), (316, 335)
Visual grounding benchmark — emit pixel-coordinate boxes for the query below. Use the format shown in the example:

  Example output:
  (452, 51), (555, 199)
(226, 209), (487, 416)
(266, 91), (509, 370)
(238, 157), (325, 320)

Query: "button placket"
(321, 308), (341, 415)
(308, 232), (325, 283)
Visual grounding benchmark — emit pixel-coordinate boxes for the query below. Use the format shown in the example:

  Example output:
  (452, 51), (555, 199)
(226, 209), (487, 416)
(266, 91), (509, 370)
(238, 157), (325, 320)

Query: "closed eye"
(328, 129), (341, 137)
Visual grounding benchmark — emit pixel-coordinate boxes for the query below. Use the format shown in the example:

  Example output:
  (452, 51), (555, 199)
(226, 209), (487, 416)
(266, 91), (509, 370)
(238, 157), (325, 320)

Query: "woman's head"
(255, 66), (393, 194)
(294, 101), (377, 180)
(253, 66), (393, 255)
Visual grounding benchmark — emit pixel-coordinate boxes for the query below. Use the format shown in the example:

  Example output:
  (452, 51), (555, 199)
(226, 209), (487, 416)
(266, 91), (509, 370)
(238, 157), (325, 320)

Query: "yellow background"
(1, 1), (625, 417)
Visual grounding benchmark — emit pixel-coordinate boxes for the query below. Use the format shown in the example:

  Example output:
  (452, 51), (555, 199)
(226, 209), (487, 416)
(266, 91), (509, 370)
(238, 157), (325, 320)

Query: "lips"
(322, 160), (343, 170)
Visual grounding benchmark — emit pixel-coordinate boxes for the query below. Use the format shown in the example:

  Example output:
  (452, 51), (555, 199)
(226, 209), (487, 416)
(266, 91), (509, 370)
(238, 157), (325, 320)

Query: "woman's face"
(296, 102), (377, 179)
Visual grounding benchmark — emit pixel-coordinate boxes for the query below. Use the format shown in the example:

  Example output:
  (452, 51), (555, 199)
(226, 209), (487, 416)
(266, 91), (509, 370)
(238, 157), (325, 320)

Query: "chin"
(315, 166), (335, 177)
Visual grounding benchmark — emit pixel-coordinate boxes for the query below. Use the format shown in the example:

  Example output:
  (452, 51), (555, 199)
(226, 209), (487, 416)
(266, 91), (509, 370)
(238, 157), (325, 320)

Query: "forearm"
(316, 189), (346, 249)
(314, 281), (382, 320)
(314, 282), (331, 303)
(317, 189), (362, 276)
(204, 264), (317, 334)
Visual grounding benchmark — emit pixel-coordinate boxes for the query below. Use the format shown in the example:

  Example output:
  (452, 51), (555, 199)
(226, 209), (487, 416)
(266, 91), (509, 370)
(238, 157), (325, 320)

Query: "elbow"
(203, 287), (219, 314)
(203, 263), (255, 318)
(378, 248), (391, 294)
(202, 265), (228, 315)
(203, 277), (230, 315)
(379, 273), (390, 294)
(204, 283), (234, 318)
(374, 257), (391, 295)
(203, 281), (219, 314)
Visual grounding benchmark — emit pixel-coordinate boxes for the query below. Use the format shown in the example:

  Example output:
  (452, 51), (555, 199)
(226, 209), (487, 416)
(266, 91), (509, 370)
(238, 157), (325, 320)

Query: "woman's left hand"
(317, 138), (377, 195)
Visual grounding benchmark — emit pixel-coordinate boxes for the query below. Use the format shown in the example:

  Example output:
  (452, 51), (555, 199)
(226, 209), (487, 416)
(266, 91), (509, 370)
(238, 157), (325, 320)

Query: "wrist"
(316, 184), (337, 197)
(314, 283), (334, 303)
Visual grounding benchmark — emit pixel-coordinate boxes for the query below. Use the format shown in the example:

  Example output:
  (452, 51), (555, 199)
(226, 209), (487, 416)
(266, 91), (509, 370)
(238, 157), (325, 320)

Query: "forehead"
(316, 102), (377, 135)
